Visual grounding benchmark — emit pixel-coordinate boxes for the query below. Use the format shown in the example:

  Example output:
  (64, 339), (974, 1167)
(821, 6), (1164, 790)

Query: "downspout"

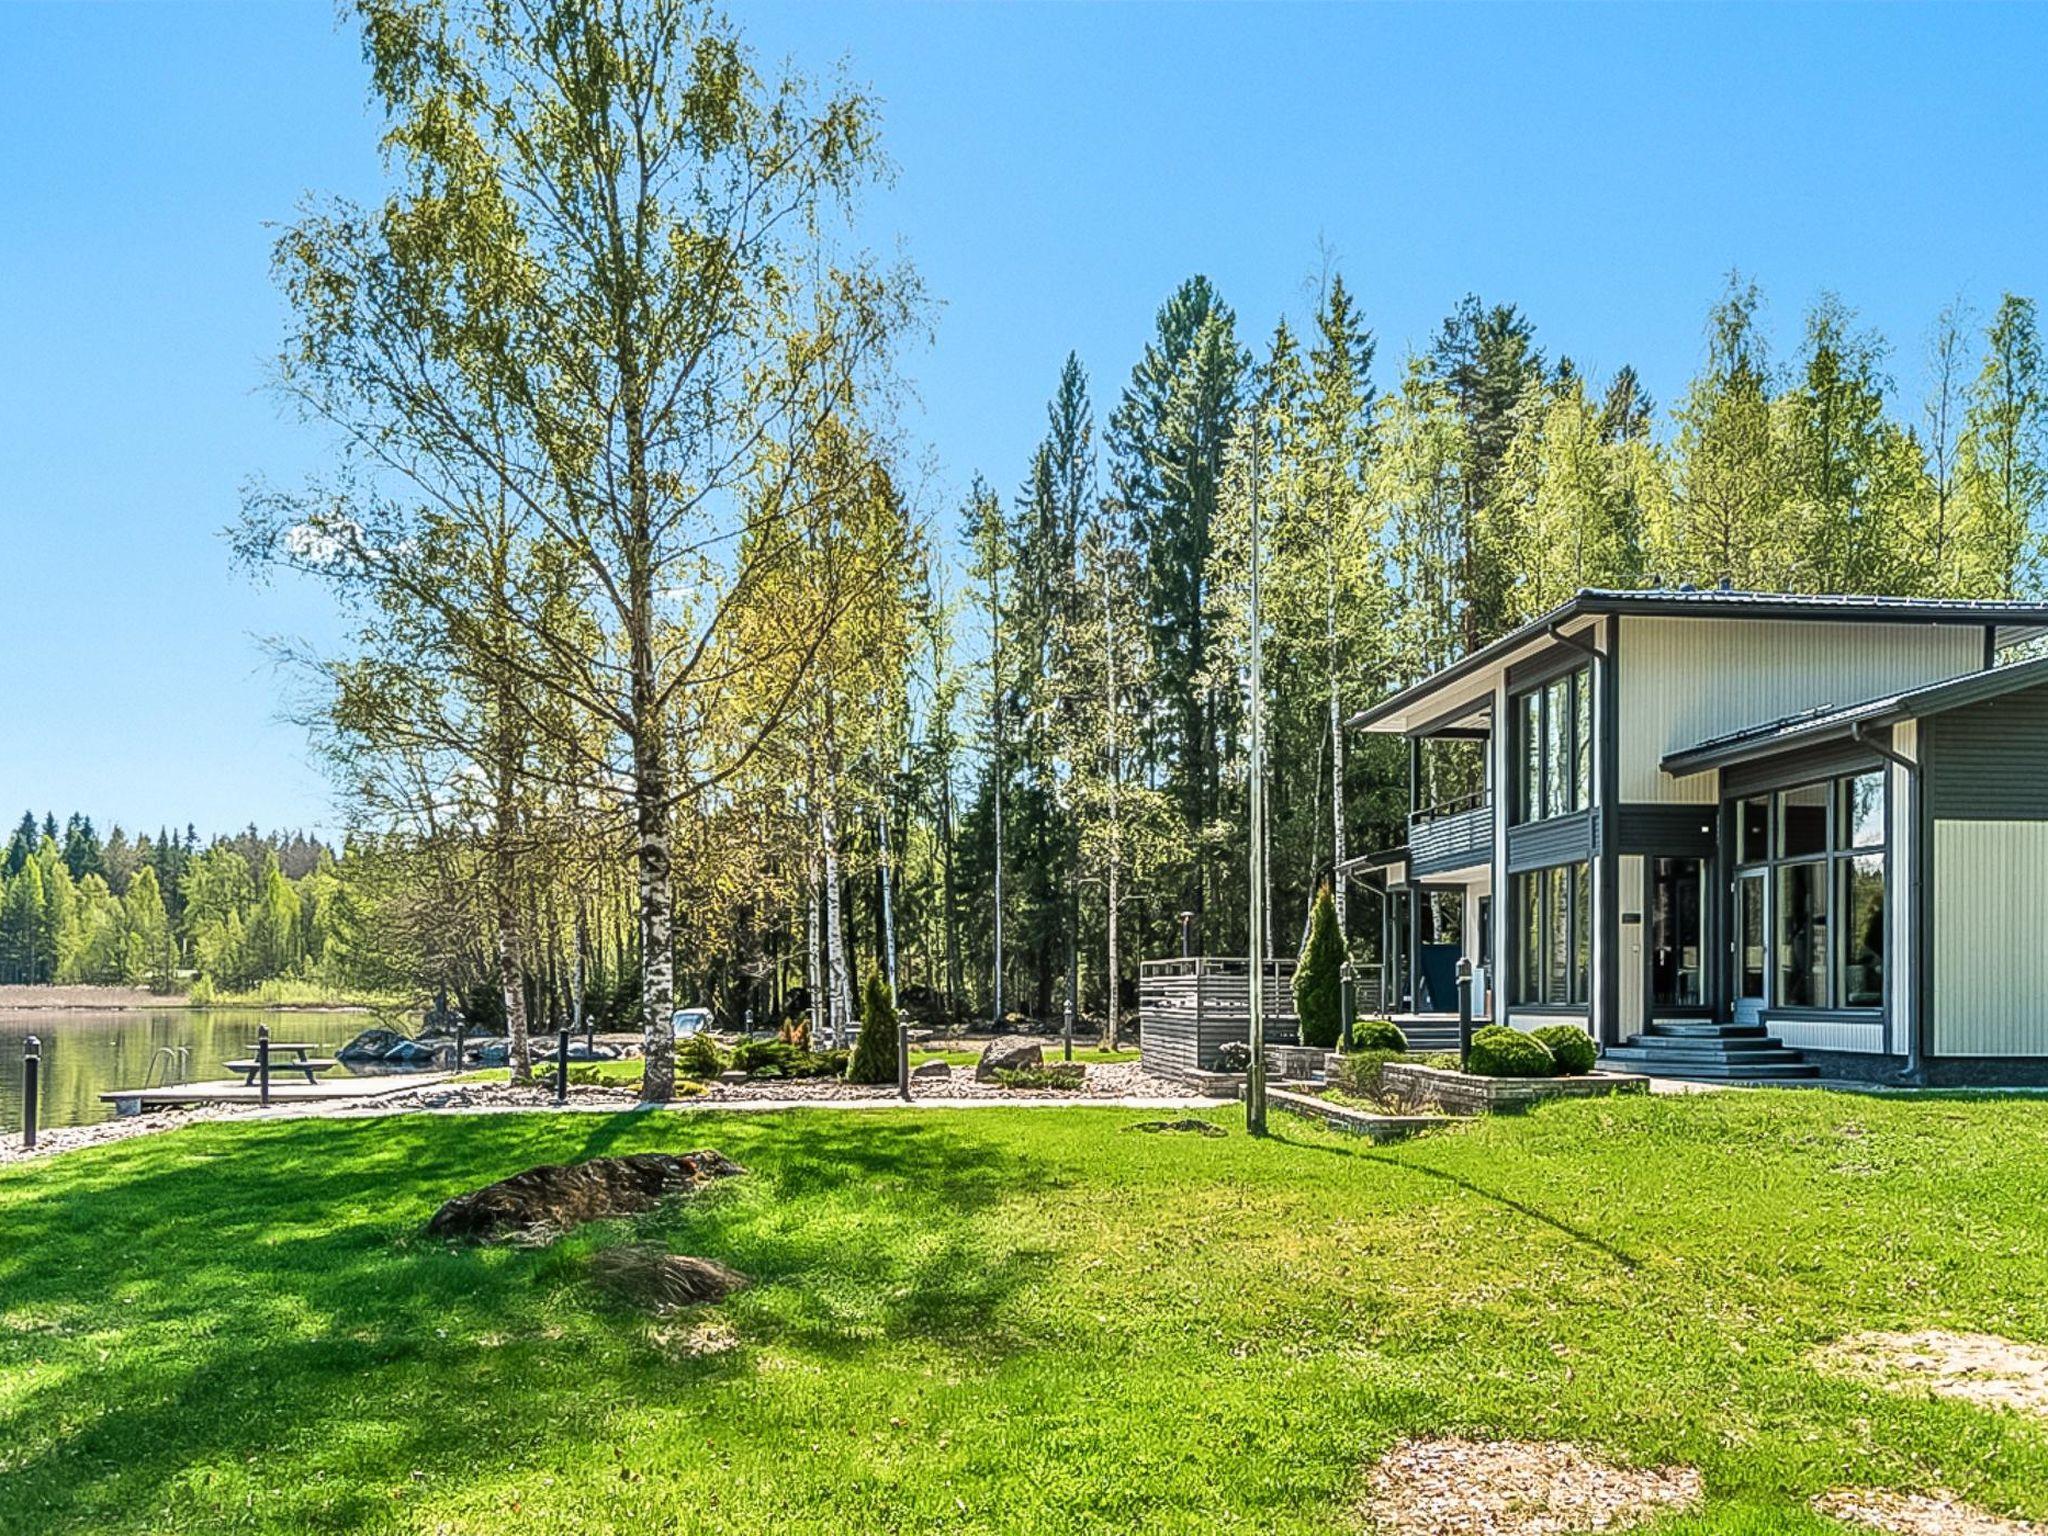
(1851, 720), (1924, 1085)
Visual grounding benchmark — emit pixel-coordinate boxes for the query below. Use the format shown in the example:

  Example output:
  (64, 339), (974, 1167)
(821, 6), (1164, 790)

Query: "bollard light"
(555, 1027), (571, 1104)
(1456, 958), (1474, 1072)
(257, 1023), (272, 1109)
(21, 1036), (40, 1150)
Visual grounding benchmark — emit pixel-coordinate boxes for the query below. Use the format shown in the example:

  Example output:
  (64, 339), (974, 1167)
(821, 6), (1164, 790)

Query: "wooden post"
(896, 1023), (910, 1102)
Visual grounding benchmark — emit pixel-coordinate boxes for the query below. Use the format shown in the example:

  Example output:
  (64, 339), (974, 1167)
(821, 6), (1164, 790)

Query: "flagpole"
(1247, 414), (1268, 1138)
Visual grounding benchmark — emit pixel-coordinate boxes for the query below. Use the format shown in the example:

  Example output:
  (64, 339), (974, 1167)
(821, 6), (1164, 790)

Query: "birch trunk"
(878, 804), (898, 1001)
(494, 826), (531, 1082)
(806, 861), (823, 1043)
(821, 797), (854, 1046)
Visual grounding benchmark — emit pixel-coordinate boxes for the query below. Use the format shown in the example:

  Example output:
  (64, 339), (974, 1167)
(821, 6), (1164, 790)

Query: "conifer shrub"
(1529, 1024), (1597, 1076)
(847, 972), (900, 1084)
(1293, 884), (1345, 1049)
(1350, 1018), (1408, 1053)
(1466, 1025), (1556, 1078)
(674, 1032), (726, 1080)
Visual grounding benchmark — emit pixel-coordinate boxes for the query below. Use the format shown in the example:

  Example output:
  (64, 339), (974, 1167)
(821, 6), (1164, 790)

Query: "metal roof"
(1661, 654), (2048, 776)
(1347, 587), (2048, 735)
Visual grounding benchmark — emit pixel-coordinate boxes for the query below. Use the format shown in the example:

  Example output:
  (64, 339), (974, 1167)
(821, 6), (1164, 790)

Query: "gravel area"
(1360, 1438), (1703, 1536)
(1825, 1331), (2048, 1418)
(1, 1060), (1211, 1163)
(1816, 1489), (2043, 1536)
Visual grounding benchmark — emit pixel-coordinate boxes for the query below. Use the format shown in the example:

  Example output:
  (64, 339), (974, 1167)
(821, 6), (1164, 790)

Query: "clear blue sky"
(4, 2), (2045, 840)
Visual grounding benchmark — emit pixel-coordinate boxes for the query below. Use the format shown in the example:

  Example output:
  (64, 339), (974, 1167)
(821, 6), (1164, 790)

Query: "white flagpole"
(1247, 415), (1269, 1137)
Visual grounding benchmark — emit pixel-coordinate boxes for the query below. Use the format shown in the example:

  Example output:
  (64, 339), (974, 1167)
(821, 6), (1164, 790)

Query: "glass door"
(1648, 857), (1706, 1012)
(1735, 872), (1766, 1002)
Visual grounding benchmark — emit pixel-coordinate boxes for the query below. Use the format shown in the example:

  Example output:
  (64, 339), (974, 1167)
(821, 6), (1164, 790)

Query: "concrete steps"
(1602, 1017), (1818, 1082)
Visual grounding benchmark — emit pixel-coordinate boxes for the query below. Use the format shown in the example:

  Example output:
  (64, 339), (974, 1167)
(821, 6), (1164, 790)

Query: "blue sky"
(3, 2), (2045, 840)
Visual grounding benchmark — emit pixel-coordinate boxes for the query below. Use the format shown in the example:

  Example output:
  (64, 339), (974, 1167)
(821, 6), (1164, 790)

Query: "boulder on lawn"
(382, 1037), (441, 1065)
(338, 1027), (410, 1064)
(425, 1150), (746, 1242)
(585, 1244), (749, 1313)
(911, 1058), (951, 1080)
(975, 1036), (1044, 1082)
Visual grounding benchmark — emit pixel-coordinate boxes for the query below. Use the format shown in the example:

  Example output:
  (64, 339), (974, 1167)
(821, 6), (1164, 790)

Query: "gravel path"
(0, 1060), (1220, 1164)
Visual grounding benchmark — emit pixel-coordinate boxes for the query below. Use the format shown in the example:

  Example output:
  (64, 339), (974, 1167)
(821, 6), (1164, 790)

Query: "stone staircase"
(1601, 1019), (1818, 1082)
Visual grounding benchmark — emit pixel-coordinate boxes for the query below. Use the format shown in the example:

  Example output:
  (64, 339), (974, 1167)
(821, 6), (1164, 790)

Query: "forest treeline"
(0, 813), (337, 992)
(120, 2), (2048, 1094)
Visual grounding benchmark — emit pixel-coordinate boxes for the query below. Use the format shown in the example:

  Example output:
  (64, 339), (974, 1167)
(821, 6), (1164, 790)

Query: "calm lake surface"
(0, 1009), (376, 1133)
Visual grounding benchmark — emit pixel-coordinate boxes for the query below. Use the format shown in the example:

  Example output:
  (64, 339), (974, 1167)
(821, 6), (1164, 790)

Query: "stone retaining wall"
(1267, 1088), (1447, 1141)
(1380, 1063), (1649, 1115)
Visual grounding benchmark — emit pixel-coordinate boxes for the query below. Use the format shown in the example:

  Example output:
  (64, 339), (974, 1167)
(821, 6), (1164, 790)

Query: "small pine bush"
(1529, 1023), (1597, 1075)
(1292, 884), (1345, 1049)
(847, 973), (899, 1084)
(1466, 1025), (1556, 1078)
(731, 1039), (801, 1078)
(674, 1032), (726, 1080)
(1350, 1018), (1408, 1053)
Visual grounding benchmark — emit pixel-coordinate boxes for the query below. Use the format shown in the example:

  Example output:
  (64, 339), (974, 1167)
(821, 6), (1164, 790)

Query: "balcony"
(1407, 792), (1493, 878)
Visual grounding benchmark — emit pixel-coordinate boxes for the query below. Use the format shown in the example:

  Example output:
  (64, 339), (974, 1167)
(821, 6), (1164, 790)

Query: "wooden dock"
(100, 1073), (455, 1116)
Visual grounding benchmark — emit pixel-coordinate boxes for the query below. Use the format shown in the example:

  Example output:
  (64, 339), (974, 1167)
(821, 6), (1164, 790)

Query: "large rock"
(975, 1036), (1044, 1082)
(338, 1027), (410, 1064)
(425, 1150), (746, 1242)
(911, 1058), (951, 1080)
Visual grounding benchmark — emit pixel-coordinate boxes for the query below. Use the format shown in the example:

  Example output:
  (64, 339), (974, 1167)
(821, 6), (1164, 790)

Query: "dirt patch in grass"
(1826, 1331), (2048, 1418)
(1816, 1489), (2043, 1536)
(1360, 1438), (1702, 1536)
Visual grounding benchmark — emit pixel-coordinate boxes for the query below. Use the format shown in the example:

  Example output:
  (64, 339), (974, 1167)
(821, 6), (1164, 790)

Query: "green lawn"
(3, 1093), (2047, 1533)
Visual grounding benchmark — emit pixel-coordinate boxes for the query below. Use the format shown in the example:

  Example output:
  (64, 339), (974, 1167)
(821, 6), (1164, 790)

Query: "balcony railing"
(1406, 793), (1493, 876)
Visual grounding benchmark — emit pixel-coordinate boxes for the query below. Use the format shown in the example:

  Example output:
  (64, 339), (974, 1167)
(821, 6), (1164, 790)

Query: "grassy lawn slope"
(2, 1093), (2046, 1533)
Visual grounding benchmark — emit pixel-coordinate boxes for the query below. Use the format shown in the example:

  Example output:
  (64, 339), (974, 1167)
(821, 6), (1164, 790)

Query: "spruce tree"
(1293, 882), (1344, 1049)
(847, 969), (898, 1084)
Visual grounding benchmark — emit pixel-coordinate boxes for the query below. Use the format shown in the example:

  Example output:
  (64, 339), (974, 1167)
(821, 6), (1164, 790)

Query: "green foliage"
(847, 972), (899, 1084)
(1325, 1049), (1404, 1099)
(1466, 1025), (1556, 1078)
(1350, 1018), (1408, 1053)
(1530, 1024), (1597, 1076)
(990, 1064), (1084, 1092)
(674, 1033), (727, 1081)
(1291, 884), (1344, 1049)
(730, 1040), (847, 1080)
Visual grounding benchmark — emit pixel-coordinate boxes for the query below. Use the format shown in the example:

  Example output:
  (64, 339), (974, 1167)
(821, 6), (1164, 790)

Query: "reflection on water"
(0, 1009), (377, 1133)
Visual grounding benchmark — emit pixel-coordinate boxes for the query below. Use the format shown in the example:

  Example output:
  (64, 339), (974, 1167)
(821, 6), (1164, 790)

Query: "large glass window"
(1511, 665), (1592, 824)
(1514, 860), (1591, 1007)
(1735, 770), (1887, 1010)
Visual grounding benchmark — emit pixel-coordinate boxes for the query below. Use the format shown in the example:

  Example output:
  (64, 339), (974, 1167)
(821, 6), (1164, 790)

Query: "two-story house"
(1343, 587), (2048, 1083)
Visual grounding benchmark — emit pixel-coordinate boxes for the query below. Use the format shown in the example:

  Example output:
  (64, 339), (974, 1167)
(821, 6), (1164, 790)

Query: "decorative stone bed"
(1379, 1062), (1650, 1115)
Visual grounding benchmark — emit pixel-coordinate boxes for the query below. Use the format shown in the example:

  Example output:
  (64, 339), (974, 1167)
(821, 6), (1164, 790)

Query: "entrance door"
(1734, 871), (1766, 1005)
(1647, 857), (1706, 1013)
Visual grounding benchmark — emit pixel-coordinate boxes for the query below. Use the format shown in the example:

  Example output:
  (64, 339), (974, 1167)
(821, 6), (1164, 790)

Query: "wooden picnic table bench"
(223, 1053), (337, 1087)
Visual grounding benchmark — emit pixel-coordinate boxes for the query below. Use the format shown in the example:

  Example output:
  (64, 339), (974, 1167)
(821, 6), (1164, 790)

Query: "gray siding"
(1507, 810), (1595, 872)
(1617, 617), (1982, 803)
(1410, 803), (1493, 877)
(1614, 803), (1717, 855)
(1931, 821), (2048, 1056)
(1924, 683), (2048, 819)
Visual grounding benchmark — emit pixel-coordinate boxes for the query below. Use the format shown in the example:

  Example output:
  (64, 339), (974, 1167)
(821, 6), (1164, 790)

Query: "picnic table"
(222, 1043), (336, 1087)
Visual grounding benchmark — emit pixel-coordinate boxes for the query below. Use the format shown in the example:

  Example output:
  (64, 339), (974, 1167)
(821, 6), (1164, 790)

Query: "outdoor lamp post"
(1456, 957), (1474, 1071)
(20, 1035), (39, 1150)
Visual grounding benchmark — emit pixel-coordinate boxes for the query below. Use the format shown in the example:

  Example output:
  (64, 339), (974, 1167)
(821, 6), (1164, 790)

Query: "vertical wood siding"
(1932, 820), (2048, 1057)
(1618, 618), (1981, 803)
(1616, 854), (1644, 1038)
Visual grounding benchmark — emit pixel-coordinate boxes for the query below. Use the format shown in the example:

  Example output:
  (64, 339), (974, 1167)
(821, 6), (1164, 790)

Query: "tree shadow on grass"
(0, 1109), (1070, 1533)
(1268, 1126), (1644, 1270)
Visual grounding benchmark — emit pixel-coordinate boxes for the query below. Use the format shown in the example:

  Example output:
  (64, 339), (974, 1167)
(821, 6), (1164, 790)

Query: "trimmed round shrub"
(1351, 1018), (1408, 1053)
(1466, 1025), (1556, 1078)
(1529, 1023), (1597, 1075)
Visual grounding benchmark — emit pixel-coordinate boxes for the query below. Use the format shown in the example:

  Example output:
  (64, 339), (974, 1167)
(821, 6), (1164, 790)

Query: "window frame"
(1509, 663), (1593, 826)
(1513, 859), (1592, 1009)
(1729, 768), (1887, 1014)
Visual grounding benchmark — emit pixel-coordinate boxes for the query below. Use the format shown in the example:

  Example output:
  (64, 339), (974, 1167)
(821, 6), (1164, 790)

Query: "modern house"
(1344, 587), (2048, 1083)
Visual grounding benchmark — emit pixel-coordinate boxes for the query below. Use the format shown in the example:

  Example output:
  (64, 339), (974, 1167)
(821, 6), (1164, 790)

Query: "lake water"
(0, 1009), (379, 1133)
